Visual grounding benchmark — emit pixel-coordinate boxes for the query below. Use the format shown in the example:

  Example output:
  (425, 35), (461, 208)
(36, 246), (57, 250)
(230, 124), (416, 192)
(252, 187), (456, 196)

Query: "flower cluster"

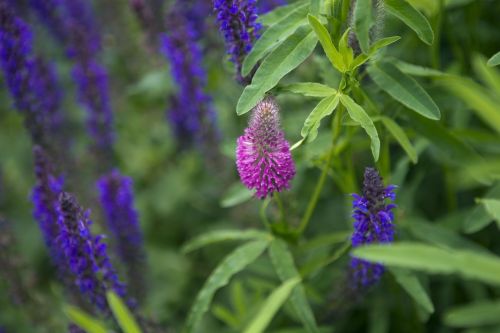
(57, 192), (127, 312)
(213, 0), (261, 83)
(32, 146), (64, 260)
(236, 98), (295, 199)
(162, 3), (218, 147)
(97, 170), (145, 300)
(0, 0), (65, 149)
(30, 0), (114, 161)
(350, 167), (396, 288)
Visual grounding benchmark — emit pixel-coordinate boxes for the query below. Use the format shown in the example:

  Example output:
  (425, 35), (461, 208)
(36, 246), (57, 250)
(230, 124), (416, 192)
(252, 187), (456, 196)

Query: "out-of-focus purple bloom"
(29, 0), (113, 160)
(0, 0), (65, 148)
(236, 98), (295, 199)
(72, 61), (114, 155)
(258, 0), (286, 14)
(213, 0), (261, 83)
(97, 170), (146, 300)
(57, 192), (127, 312)
(29, 0), (67, 43)
(162, 3), (219, 147)
(350, 167), (396, 288)
(32, 146), (64, 260)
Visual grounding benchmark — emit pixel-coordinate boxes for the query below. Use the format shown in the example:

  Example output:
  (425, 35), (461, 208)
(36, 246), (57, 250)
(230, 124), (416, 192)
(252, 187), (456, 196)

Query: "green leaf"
(487, 51), (500, 67)
(269, 239), (320, 333)
(390, 268), (434, 314)
(380, 116), (418, 163)
(338, 29), (354, 70)
(301, 94), (340, 142)
(352, 242), (500, 286)
(220, 183), (253, 208)
(339, 94), (380, 161)
(237, 26), (318, 115)
(310, 0), (320, 14)
(367, 61), (441, 120)
(444, 300), (500, 327)
(351, 36), (401, 70)
(282, 82), (337, 97)
(243, 278), (300, 333)
(307, 14), (345, 72)
(384, 0), (434, 45)
(64, 306), (108, 333)
(478, 199), (500, 227)
(182, 229), (269, 253)
(185, 239), (270, 333)
(406, 219), (488, 253)
(395, 60), (446, 77)
(106, 292), (142, 333)
(473, 54), (500, 95)
(353, 0), (374, 53)
(242, 3), (309, 76)
(259, 0), (308, 26)
(438, 75), (500, 134)
(464, 184), (500, 233)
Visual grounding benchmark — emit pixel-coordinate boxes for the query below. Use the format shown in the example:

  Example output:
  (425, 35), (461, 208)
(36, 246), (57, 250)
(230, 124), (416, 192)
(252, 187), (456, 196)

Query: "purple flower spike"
(213, 0), (261, 83)
(350, 167), (396, 288)
(57, 192), (126, 312)
(97, 170), (145, 300)
(162, 3), (219, 147)
(32, 146), (64, 261)
(0, 0), (65, 149)
(236, 98), (295, 199)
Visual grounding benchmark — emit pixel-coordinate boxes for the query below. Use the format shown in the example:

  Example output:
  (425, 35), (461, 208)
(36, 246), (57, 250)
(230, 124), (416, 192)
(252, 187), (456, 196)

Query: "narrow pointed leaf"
(283, 82), (337, 97)
(390, 268), (434, 314)
(438, 75), (500, 134)
(339, 94), (380, 161)
(444, 300), (500, 327)
(464, 184), (500, 233)
(221, 183), (253, 208)
(487, 51), (500, 67)
(243, 278), (300, 333)
(182, 229), (269, 253)
(64, 306), (108, 333)
(185, 239), (270, 333)
(107, 292), (142, 333)
(237, 26), (318, 115)
(352, 242), (500, 286)
(307, 14), (345, 72)
(367, 61), (440, 120)
(351, 36), (401, 69)
(269, 239), (320, 333)
(384, 0), (434, 45)
(353, 0), (374, 53)
(478, 198), (500, 227)
(301, 94), (340, 142)
(381, 116), (418, 163)
(243, 3), (309, 76)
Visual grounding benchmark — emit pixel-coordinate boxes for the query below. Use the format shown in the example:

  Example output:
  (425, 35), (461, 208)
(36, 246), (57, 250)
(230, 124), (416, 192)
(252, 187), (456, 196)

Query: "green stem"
(273, 192), (285, 226)
(296, 107), (344, 236)
(259, 198), (272, 231)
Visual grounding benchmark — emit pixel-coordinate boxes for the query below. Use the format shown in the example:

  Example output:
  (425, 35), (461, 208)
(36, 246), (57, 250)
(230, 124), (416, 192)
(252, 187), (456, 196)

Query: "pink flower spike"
(236, 98), (296, 199)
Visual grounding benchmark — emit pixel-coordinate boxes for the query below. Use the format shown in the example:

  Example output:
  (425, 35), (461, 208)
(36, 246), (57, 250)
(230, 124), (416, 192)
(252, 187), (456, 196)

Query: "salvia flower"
(0, 0), (65, 148)
(213, 0), (261, 83)
(162, 3), (219, 147)
(350, 167), (396, 288)
(97, 170), (145, 300)
(236, 98), (295, 199)
(57, 192), (126, 312)
(30, 0), (114, 161)
(32, 146), (64, 259)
